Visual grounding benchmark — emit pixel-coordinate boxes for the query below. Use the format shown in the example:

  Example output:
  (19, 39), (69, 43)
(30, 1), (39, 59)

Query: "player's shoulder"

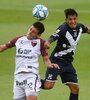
(36, 38), (45, 47)
(17, 35), (26, 39)
(11, 35), (26, 45)
(10, 35), (24, 42)
(76, 23), (88, 31)
(38, 38), (45, 44)
(15, 35), (26, 41)
(77, 23), (86, 28)
(58, 22), (67, 30)
(57, 22), (68, 35)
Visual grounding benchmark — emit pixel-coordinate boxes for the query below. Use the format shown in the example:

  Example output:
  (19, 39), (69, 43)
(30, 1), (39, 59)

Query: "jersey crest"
(31, 41), (37, 47)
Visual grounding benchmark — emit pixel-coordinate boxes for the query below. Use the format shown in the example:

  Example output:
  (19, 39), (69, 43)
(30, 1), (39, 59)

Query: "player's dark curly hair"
(64, 8), (78, 18)
(33, 22), (45, 34)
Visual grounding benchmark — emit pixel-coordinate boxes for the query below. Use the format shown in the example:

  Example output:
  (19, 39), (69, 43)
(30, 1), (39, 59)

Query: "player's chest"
(15, 39), (41, 54)
(65, 28), (83, 42)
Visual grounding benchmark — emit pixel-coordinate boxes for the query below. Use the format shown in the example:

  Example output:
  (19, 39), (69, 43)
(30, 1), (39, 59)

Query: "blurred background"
(0, 0), (90, 100)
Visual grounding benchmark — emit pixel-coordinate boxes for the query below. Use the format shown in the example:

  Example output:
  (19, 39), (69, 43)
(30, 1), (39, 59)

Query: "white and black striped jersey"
(50, 22), (88, 62)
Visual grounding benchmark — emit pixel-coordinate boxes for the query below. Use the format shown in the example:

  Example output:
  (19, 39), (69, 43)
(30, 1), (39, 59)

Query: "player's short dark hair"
(33, 22), (45, 34)
(64, 8), (78, 18)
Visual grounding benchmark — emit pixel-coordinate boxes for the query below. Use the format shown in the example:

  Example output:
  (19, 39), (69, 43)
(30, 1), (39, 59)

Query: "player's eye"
(29, 28), (32, 31)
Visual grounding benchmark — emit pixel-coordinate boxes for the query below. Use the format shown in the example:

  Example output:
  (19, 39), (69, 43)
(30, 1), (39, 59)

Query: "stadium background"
(0, 0), (90, 100)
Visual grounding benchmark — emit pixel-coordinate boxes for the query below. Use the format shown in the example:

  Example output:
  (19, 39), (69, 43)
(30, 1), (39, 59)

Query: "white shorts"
(13, 73), (41, 99)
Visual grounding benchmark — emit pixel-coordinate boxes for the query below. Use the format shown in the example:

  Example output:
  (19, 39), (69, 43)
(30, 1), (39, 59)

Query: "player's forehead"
(29, 25), (39, 32)
(30, 25), (36, 30)
(67, 15), (77, 19)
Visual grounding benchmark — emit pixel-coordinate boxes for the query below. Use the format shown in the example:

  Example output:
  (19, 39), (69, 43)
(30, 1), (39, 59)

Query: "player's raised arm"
(0, 44), (8, 52)
(44, 28), (61, 49)
(44, 37), (55, 49)
(0, 36), (20, 52)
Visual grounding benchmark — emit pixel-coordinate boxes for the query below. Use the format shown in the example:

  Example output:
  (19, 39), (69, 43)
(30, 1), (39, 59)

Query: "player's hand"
(44, 41), (50, 49)
(49, 63), (60, 69)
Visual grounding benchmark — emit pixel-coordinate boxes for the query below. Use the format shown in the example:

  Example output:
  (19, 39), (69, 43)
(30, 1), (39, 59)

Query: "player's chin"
(70, 24), (77, 28)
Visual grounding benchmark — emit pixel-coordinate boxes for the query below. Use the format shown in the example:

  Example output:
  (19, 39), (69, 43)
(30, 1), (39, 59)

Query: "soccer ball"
(32, 4), (48, 21)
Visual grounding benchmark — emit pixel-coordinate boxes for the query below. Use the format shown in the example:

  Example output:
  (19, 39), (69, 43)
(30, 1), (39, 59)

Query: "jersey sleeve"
(5, 36), (21, 48)
(50, 28), (60, 41)
(50, 26), (63, 41)
(40, 39), (48, 56)
(80, 24), (88, 33)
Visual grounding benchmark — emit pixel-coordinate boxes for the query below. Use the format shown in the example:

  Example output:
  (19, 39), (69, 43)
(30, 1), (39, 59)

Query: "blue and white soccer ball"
(32, 4), (49, 21)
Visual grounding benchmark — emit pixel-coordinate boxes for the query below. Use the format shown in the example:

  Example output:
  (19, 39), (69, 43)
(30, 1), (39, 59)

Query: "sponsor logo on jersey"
(18, 48), (32, 54)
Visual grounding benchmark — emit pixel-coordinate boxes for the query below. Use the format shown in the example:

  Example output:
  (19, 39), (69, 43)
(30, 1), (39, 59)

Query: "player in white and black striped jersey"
(41, 8), (90, 100)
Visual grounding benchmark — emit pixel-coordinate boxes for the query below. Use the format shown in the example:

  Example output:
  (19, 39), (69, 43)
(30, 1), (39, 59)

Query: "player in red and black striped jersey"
(41, 8), (90, 100)
(0, 22), (58, 100)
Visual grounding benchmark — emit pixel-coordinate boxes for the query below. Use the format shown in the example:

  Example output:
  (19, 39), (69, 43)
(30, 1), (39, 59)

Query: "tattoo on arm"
(48, 37), (55, 44)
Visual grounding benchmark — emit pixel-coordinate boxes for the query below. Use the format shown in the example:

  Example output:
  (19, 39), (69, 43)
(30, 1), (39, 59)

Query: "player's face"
(66, 15), (78, 29)
(27, 25), (40, 39)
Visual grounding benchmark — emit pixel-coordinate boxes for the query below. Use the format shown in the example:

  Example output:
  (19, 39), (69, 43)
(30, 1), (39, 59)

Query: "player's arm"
(0, 41), (15, 52)
(0, 44), (9, 52)
(44, 29), (60, 49)
(42, 55), (59, 68)
(41, 39), (59, 68)
(0, 36), (20, 52)
(44, 37), (55, 49)
(82, 24), (90, 34)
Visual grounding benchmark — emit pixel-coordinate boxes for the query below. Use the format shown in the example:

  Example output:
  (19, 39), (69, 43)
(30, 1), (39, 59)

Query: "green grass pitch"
(0, 0), (90, 100)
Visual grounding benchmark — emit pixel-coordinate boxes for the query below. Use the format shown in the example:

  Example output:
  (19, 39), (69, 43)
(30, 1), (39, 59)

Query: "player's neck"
(26, 34), (38, 40)
(26, 34), (33, 40)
